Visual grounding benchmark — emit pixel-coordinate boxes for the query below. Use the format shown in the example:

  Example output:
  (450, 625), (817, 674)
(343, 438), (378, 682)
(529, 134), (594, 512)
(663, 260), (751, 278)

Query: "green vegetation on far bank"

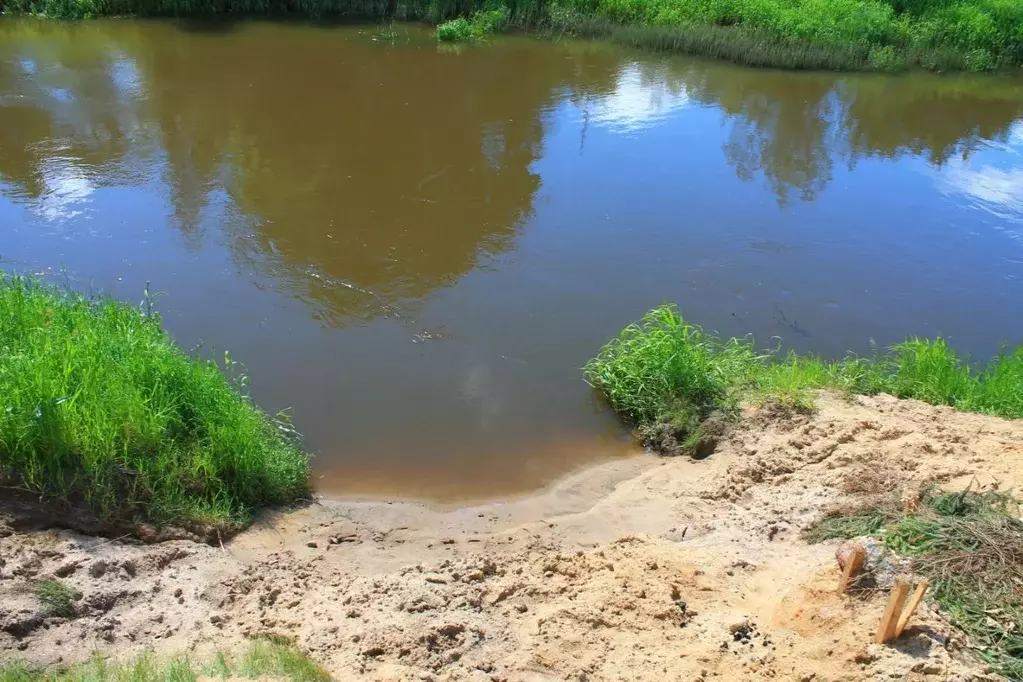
(0, 274), (310, 535)
(3, 0), (1022, 72)
(437, 7), (508, 41)
(584, 304), (1023, 455)
(804, 485), (1023, 679)
(545, 0), (1023, 72)
(0, 638), (331, 682)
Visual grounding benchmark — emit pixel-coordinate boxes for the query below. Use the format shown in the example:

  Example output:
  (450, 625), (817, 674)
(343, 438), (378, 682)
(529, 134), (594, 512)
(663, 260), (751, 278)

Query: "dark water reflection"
(2, 20), (1022, 499)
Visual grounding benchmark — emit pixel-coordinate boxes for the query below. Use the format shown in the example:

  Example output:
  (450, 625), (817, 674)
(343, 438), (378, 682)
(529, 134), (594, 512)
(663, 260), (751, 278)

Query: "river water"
(2, 19), (1022, 500)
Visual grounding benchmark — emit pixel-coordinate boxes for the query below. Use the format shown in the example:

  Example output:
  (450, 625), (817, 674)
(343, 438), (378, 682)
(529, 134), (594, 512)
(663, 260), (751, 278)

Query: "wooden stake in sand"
(896, 578), (931, 637)
(837, 544), (867, 595)
(876, 576), (911, 644)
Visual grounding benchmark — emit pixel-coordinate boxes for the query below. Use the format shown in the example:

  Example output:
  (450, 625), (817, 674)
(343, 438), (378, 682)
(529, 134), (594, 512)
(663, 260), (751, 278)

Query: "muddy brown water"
(2, 19), (1022, 501)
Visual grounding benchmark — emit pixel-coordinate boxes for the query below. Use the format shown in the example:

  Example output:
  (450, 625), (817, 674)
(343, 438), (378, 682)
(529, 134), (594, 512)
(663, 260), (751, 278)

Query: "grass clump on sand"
(35, 579), (82, 618)
(238, 638), (331, 682)
(582, 305), (763, 455)
(584, 304), (1023, 455)
(804, 485), (1023, 680)
(0, 638), (331, 682)
(0, 274), (309, 535)
(437, 7), (509, 41)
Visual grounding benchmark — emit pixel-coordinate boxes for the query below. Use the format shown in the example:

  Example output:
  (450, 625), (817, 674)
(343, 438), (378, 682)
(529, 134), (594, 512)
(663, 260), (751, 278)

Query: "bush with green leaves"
(437, 16), (475, 39)
(437, 6), (509, 41)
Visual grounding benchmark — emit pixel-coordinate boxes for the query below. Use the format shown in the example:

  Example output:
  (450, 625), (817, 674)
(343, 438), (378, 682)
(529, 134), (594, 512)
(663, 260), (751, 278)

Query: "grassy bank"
(542, 15), (888, 70)
(544, 0), (1023, 72)
(805, 485), (1023, 679)
(584, 304), (1023, 455)
(3, 0), (1022, 72)
(0, 274), (309, 535)
(0, 638), (331, 682)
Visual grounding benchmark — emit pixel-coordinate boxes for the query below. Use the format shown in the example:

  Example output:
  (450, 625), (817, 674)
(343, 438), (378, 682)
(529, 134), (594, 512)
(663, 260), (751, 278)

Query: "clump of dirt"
(638, 407), (730, 458)
(3, 392), (1021, 681)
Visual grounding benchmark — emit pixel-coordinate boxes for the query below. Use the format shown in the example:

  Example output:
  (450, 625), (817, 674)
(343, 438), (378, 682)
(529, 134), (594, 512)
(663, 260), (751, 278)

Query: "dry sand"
(3, 392), (1023, 681)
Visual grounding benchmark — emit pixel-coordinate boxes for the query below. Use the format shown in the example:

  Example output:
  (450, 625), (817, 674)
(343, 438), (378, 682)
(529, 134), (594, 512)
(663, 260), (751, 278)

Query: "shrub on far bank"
(0, 274), (310, 535)
(438, 7), (509, 41)
(585, 304), (1023, 455)
(438, 16), (475, 40)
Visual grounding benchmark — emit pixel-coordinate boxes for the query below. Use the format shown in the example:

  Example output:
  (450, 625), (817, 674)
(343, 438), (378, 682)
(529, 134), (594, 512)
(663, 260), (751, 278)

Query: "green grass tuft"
(239, 639), (331, 682)
(0, 639), (330, 682)
(35, 579), (81, 618)
(583, 305), (761, 424)
(583, 305), (764, 454)
(586, 305), (1023, 455)
(0, 274), (310, 534)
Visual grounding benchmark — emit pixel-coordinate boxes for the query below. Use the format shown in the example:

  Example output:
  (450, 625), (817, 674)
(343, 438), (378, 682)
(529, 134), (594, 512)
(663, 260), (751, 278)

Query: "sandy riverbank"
(3, 392), (1022, 681)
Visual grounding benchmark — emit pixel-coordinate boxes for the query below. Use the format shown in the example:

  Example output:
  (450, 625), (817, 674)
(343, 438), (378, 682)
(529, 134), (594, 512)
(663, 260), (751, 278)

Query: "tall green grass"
(585, 304), (1023, 454)
(582, 305), (760, 424)
(0, 638), (331, 682)
(761, 337), (1023, 415)
(0, 274), (309, 533)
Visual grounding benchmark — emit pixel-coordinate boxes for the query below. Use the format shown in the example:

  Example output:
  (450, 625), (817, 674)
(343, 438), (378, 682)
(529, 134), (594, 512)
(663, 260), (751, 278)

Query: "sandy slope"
(3, 393), (1023, 681)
